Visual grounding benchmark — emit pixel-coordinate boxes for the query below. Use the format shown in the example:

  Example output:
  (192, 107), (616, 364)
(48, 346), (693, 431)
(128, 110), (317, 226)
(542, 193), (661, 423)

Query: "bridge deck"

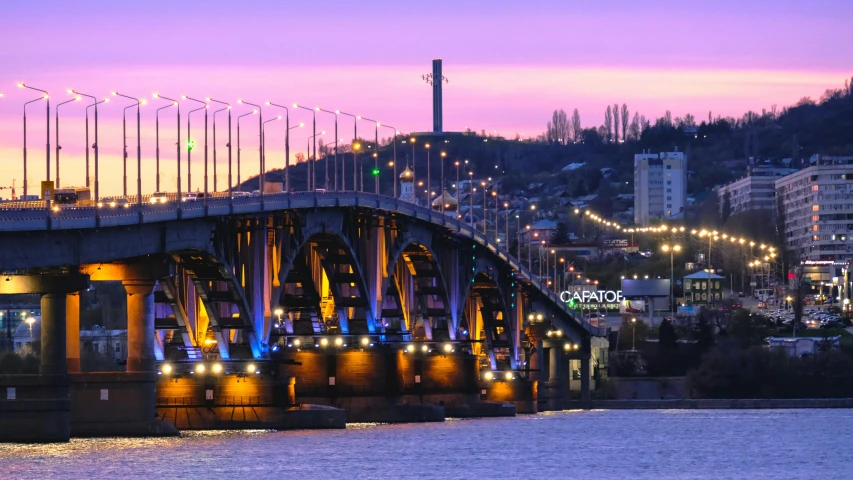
(0, 191), (603, 336)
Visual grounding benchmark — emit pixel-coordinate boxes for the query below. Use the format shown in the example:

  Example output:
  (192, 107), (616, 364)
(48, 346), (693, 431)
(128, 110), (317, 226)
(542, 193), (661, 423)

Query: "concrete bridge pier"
(0, 273), (89, 442)
(72, 260), (177, 437)
(66, 293), (81, 373)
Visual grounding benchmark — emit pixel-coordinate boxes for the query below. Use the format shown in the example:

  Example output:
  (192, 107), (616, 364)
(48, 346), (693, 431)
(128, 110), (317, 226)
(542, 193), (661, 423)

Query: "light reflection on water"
(1, 410), (851, 480)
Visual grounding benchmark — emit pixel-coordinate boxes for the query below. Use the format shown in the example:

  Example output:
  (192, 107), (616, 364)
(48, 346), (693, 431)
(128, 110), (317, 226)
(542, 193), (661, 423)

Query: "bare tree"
(620, 104), (629, 142)
(664, 110), (673, 127)
(612, 103), (620, 143)
(546, 109), (570, 145)
(571, 108), (582, 143)
(629, 112), (641, 140)
(604, 106), (613, 143)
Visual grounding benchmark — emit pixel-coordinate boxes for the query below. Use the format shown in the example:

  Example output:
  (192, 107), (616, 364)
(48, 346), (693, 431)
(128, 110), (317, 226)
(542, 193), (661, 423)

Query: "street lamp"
(154, 99), (176, 193)
(337, 110), (358, 192)
(263, 116), (282, 191)
(661, 244), (682, 320)
(315, 107), (338, 191)
(266, 102), (293, 192)
(308, 131), (326, 190)
(236, 109), (258, 192)
(631, 317), (637, 351)
(184, 95), (208, 204)
(73, 90), (106, 203)
(425, 143), (432, 205)
(379, 123), (398, 197)
(55, 95), (81, 189)
(293, 104), (317, 191)
(113, 92), (145, 214)
(20, 91), (46, 199)
(19, 83), (50, 198)
(238, 100), (263, 195)
(153, 94), (180, 202)
(358, 116), (380, 194)
(208, 98), (232, 193)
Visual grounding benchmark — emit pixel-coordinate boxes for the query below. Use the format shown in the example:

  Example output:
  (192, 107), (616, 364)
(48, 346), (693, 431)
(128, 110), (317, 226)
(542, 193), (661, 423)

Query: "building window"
(812, 205), (819, 211)
(667, 204), (672, 208)
(667, 181), (672, 185)
(667, 196), (672, 200)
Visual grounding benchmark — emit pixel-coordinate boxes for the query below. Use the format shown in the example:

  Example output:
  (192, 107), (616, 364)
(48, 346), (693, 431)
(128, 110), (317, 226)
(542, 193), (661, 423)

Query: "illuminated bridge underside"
(0, 192), (601, 368)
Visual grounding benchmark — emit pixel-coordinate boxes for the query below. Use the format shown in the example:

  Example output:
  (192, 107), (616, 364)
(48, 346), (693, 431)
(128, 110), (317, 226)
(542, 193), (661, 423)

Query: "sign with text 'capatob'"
(560, 286), (623, 310)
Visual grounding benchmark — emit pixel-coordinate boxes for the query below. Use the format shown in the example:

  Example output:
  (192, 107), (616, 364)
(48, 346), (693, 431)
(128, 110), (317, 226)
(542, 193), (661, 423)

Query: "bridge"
(0, 190), (604, 442)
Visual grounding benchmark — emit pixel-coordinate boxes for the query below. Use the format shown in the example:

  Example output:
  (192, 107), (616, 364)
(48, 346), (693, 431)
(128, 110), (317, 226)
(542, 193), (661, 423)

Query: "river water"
(1, 409), (851, 479)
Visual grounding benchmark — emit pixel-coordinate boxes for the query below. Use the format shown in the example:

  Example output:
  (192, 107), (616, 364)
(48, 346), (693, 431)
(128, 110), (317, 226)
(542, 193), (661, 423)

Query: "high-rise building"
(633, 150), (685, 226)
(717, 165), (798, 216)
(432, 59), (443, 133)
(775, 157), (853, 262)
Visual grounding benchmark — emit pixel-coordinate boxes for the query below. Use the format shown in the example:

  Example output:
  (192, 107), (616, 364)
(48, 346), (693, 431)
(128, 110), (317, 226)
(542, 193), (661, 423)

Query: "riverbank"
(566, 398), (853, 409)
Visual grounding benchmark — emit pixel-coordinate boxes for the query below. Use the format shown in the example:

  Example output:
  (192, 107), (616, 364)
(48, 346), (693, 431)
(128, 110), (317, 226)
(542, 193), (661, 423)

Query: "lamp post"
(263, 116), (282, 191)
(21, 93), (46, 199)
(55, 95), (80, 188)
(265, 102), (292, 192)
(184, 96), (208, 204)
(662, 244), (682, 320)
(238, 100), (263, 196)
(379, 124), (398, 197)
(481, 181), (488, 235)
(409, 137), (417, 201)
(112, 93), (144, 212)
(72, 90), (104, 203)
(236, 110), (258, 192)
(153, 94), (179, 203)
(19, 83), (50, 198)
(631, 317), (637, 351)
(425, 143), (431, 205)
(83, 98), (106, 191)
(337, 110), (358, 192)
(316, 107), (338, 191)
(184, 100), (205, 197)
(308, 131), (326, 190)
(208, 98), (232, 210)
(358, 116), (379, 194)
(454, 160), (461, 198)
(294, 104), (316, 191)
(468, 171), (474, 225)
(439, 151), (447, 212)
(154, 99), (176, 193)
(504, 202), (510, 252)
(208, 98), (232, 193)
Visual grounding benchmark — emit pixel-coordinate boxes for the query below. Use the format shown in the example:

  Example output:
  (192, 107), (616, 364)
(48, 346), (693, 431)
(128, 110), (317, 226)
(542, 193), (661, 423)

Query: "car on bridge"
(182, 192), (199, 202)
(231, 191), (251, 198)
(96, 197), (129, 208)
(150, 192), (168, 204)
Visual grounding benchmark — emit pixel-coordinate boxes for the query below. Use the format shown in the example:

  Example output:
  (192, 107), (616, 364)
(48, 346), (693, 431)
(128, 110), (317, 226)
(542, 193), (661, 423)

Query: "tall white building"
(717, 166), (797, 216)
(775, 158), (853, 262)
(634, 150), (685, 226)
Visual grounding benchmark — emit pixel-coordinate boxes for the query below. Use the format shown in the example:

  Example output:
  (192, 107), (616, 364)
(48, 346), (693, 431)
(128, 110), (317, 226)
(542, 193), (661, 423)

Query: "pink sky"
(1, 0), (851, 197)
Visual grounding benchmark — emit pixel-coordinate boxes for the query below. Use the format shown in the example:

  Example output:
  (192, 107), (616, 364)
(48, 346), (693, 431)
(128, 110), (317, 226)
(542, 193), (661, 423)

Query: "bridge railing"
(0, 190), (604, 336)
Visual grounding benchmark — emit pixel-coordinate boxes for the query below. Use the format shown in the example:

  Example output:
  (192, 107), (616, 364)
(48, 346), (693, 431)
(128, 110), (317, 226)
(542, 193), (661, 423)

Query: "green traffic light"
(371, 168), (380, 176)
(187, 139), (195, 151)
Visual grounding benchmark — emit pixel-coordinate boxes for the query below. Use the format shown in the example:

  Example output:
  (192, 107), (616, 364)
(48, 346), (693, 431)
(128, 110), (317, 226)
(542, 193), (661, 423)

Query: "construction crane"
(0, 180), (17, 200)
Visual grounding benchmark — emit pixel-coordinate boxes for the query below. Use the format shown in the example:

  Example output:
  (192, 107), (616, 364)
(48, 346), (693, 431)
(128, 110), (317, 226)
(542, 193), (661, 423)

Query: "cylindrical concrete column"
(548, 345), (561, 382)
(124, 281), (156, 372)
(66, 293), (81, 373)
(41, 293), (68, 375)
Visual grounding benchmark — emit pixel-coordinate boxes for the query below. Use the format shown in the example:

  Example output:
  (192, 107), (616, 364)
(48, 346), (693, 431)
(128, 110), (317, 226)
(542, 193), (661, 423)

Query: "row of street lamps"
(5, 83), (402, 202)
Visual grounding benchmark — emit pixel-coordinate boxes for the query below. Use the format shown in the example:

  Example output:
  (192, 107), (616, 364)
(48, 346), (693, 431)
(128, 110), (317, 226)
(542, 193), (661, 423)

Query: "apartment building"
(634, 150), (685, 226)
(717, 165), (797, 215)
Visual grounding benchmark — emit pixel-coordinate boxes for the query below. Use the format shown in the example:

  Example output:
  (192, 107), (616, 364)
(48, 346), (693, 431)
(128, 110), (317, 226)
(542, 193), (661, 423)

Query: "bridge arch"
(379, 240), (454, 342)
(276, 230), (375, 339)
(460, 269), (516, 371)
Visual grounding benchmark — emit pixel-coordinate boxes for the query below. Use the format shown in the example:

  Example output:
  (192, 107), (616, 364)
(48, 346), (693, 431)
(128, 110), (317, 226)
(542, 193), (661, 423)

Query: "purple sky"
(1, 0), (851, 196)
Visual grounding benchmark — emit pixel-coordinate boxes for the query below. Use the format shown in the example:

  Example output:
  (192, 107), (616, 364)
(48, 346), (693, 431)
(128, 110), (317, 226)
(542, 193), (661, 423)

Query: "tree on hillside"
(613, 103), (620, 143)
(621, 104), (629, 141)
(546, 109), (570, 145)
(604, 106), (613, 143)
(629, 112), (640, 140)
(571, 109), (582, 143)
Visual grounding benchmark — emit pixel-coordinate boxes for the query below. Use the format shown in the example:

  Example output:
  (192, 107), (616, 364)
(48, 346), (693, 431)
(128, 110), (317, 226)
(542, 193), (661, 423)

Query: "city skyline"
(1, 0), (851, 195)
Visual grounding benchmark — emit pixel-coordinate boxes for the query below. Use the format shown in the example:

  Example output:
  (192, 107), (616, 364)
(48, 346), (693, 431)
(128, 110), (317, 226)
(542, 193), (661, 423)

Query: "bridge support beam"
(0, 273), (88, 443)
(124, 281), (157, 372)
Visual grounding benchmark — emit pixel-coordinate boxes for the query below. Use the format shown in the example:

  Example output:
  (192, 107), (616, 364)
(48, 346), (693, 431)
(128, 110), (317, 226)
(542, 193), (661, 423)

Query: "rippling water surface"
(1, 409), (852, 479)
